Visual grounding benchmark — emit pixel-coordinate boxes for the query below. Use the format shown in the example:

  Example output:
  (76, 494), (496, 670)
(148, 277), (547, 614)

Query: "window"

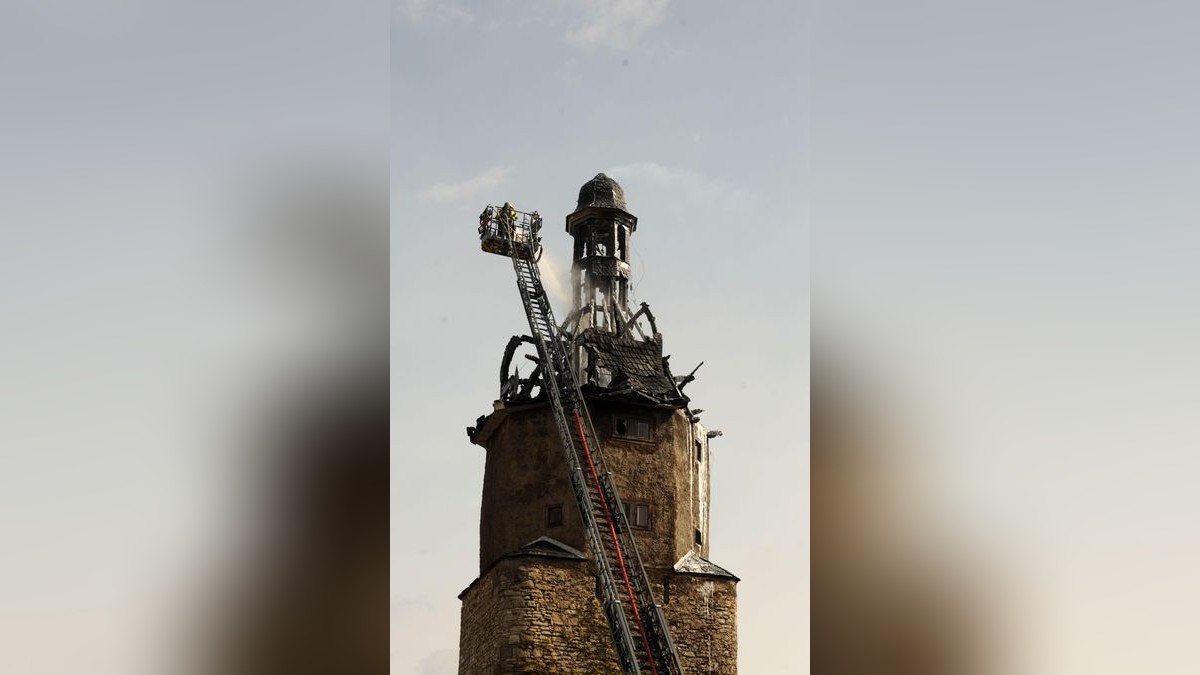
(694, 528), (703, 546)
(623, 501), (651, 529)
(695, 440), (704, 463)
(546, 505), (563, 528)
(614, 416), (651, 440)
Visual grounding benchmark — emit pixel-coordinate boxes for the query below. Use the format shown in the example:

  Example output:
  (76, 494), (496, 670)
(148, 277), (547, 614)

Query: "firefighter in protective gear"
(499, 202), (518, 239)
(529, 210), (542, 244)
(478, 205), (494, 238)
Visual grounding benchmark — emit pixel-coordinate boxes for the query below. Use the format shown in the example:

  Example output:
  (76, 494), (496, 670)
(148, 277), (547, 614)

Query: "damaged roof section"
(483, 300), (698, 414)
(577, 328), (688, 407)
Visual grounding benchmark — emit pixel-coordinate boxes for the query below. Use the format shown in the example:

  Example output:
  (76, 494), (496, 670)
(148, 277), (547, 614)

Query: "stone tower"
(460, 174), (738, 674)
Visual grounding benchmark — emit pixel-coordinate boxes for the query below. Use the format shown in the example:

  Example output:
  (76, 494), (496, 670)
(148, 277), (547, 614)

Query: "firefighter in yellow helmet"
(497, 202), (517, 239)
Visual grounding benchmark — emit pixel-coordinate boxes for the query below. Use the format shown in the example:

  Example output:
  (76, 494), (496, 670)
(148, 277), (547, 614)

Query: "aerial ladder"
(478, 204), (686, 675)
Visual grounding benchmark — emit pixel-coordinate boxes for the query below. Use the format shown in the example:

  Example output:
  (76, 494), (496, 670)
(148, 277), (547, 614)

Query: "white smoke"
(537, 248), (572, 310)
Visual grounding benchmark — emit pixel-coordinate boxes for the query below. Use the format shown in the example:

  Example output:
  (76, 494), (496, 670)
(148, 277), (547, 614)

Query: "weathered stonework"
(661, 574), (738, 674)
(460, 398), (738, 673)
(458, 555), (617, 674)
(473, 401), (715, 572)
(458, 553), (737, 674)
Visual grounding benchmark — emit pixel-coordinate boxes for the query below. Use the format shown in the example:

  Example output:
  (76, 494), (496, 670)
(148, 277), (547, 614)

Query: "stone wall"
(588, 401), (691, 569)
(663, 574), (739, 674)
(458, 555), (618, 674)
(476, 401), (710, 573)
(477, 405), (583, 572)
(466, 396), (735, 673)
(459, 556), (737, 674)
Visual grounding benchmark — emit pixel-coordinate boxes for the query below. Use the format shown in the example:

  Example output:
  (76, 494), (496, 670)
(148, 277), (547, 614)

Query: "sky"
(392, 1), (809, 672)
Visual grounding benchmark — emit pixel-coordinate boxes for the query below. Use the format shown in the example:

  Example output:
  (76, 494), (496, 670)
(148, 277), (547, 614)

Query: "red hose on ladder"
(572, 410), (659, 675)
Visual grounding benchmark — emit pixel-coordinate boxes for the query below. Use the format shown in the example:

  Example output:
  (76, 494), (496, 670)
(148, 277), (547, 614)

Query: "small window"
(623, 501), (651, 529)
(695, 440), (704, 463)
(694, 528), (703, 546)
(546, 505), (563, 528)
(615, 416), (651, 440)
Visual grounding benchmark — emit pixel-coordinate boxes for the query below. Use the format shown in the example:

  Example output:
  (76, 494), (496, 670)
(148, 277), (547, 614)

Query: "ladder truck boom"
(477, 205), (685, 675)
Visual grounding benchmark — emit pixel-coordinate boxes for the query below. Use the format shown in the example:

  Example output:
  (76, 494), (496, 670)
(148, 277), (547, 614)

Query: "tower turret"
(566, 173), (638, 331)
(559, 174), (685, 405)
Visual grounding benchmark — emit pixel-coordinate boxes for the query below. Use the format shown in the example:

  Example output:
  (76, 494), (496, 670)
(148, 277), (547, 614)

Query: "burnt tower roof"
(575, 173), (627, 211)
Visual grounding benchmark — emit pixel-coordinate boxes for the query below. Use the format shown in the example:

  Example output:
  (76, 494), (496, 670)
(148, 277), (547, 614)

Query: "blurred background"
(0, 1), (388, 673)
(813, 2), (1200, 674)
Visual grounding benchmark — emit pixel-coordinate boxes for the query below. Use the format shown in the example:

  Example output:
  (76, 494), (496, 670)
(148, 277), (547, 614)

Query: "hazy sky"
(392, 1), (808, 672)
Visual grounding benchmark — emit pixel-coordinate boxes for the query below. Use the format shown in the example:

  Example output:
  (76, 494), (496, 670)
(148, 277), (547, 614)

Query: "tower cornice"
(565, 204), (638, 237)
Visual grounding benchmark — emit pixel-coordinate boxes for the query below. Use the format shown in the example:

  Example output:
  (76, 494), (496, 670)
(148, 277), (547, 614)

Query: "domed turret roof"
(576, 173), (627, 211)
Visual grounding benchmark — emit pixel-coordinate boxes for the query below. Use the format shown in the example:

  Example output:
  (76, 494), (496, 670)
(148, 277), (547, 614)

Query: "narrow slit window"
(634, 503), (650, 528)
(546, 504), (563, 528)
(696, 440), (704, 463)
(694, 528), (703, 546)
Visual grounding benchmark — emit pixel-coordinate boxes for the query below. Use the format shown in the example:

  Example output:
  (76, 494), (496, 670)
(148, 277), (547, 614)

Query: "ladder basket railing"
(479, 205), (543, 261)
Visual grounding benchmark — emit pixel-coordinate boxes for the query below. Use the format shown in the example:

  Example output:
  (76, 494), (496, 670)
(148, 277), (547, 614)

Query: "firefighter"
(499, 202), (518, 239)
(478, 206), (494, 239)
(528, 210), (544, 260)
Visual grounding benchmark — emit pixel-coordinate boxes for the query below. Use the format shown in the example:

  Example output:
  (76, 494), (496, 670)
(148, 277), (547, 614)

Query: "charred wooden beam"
(675, 361), (704, 391)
